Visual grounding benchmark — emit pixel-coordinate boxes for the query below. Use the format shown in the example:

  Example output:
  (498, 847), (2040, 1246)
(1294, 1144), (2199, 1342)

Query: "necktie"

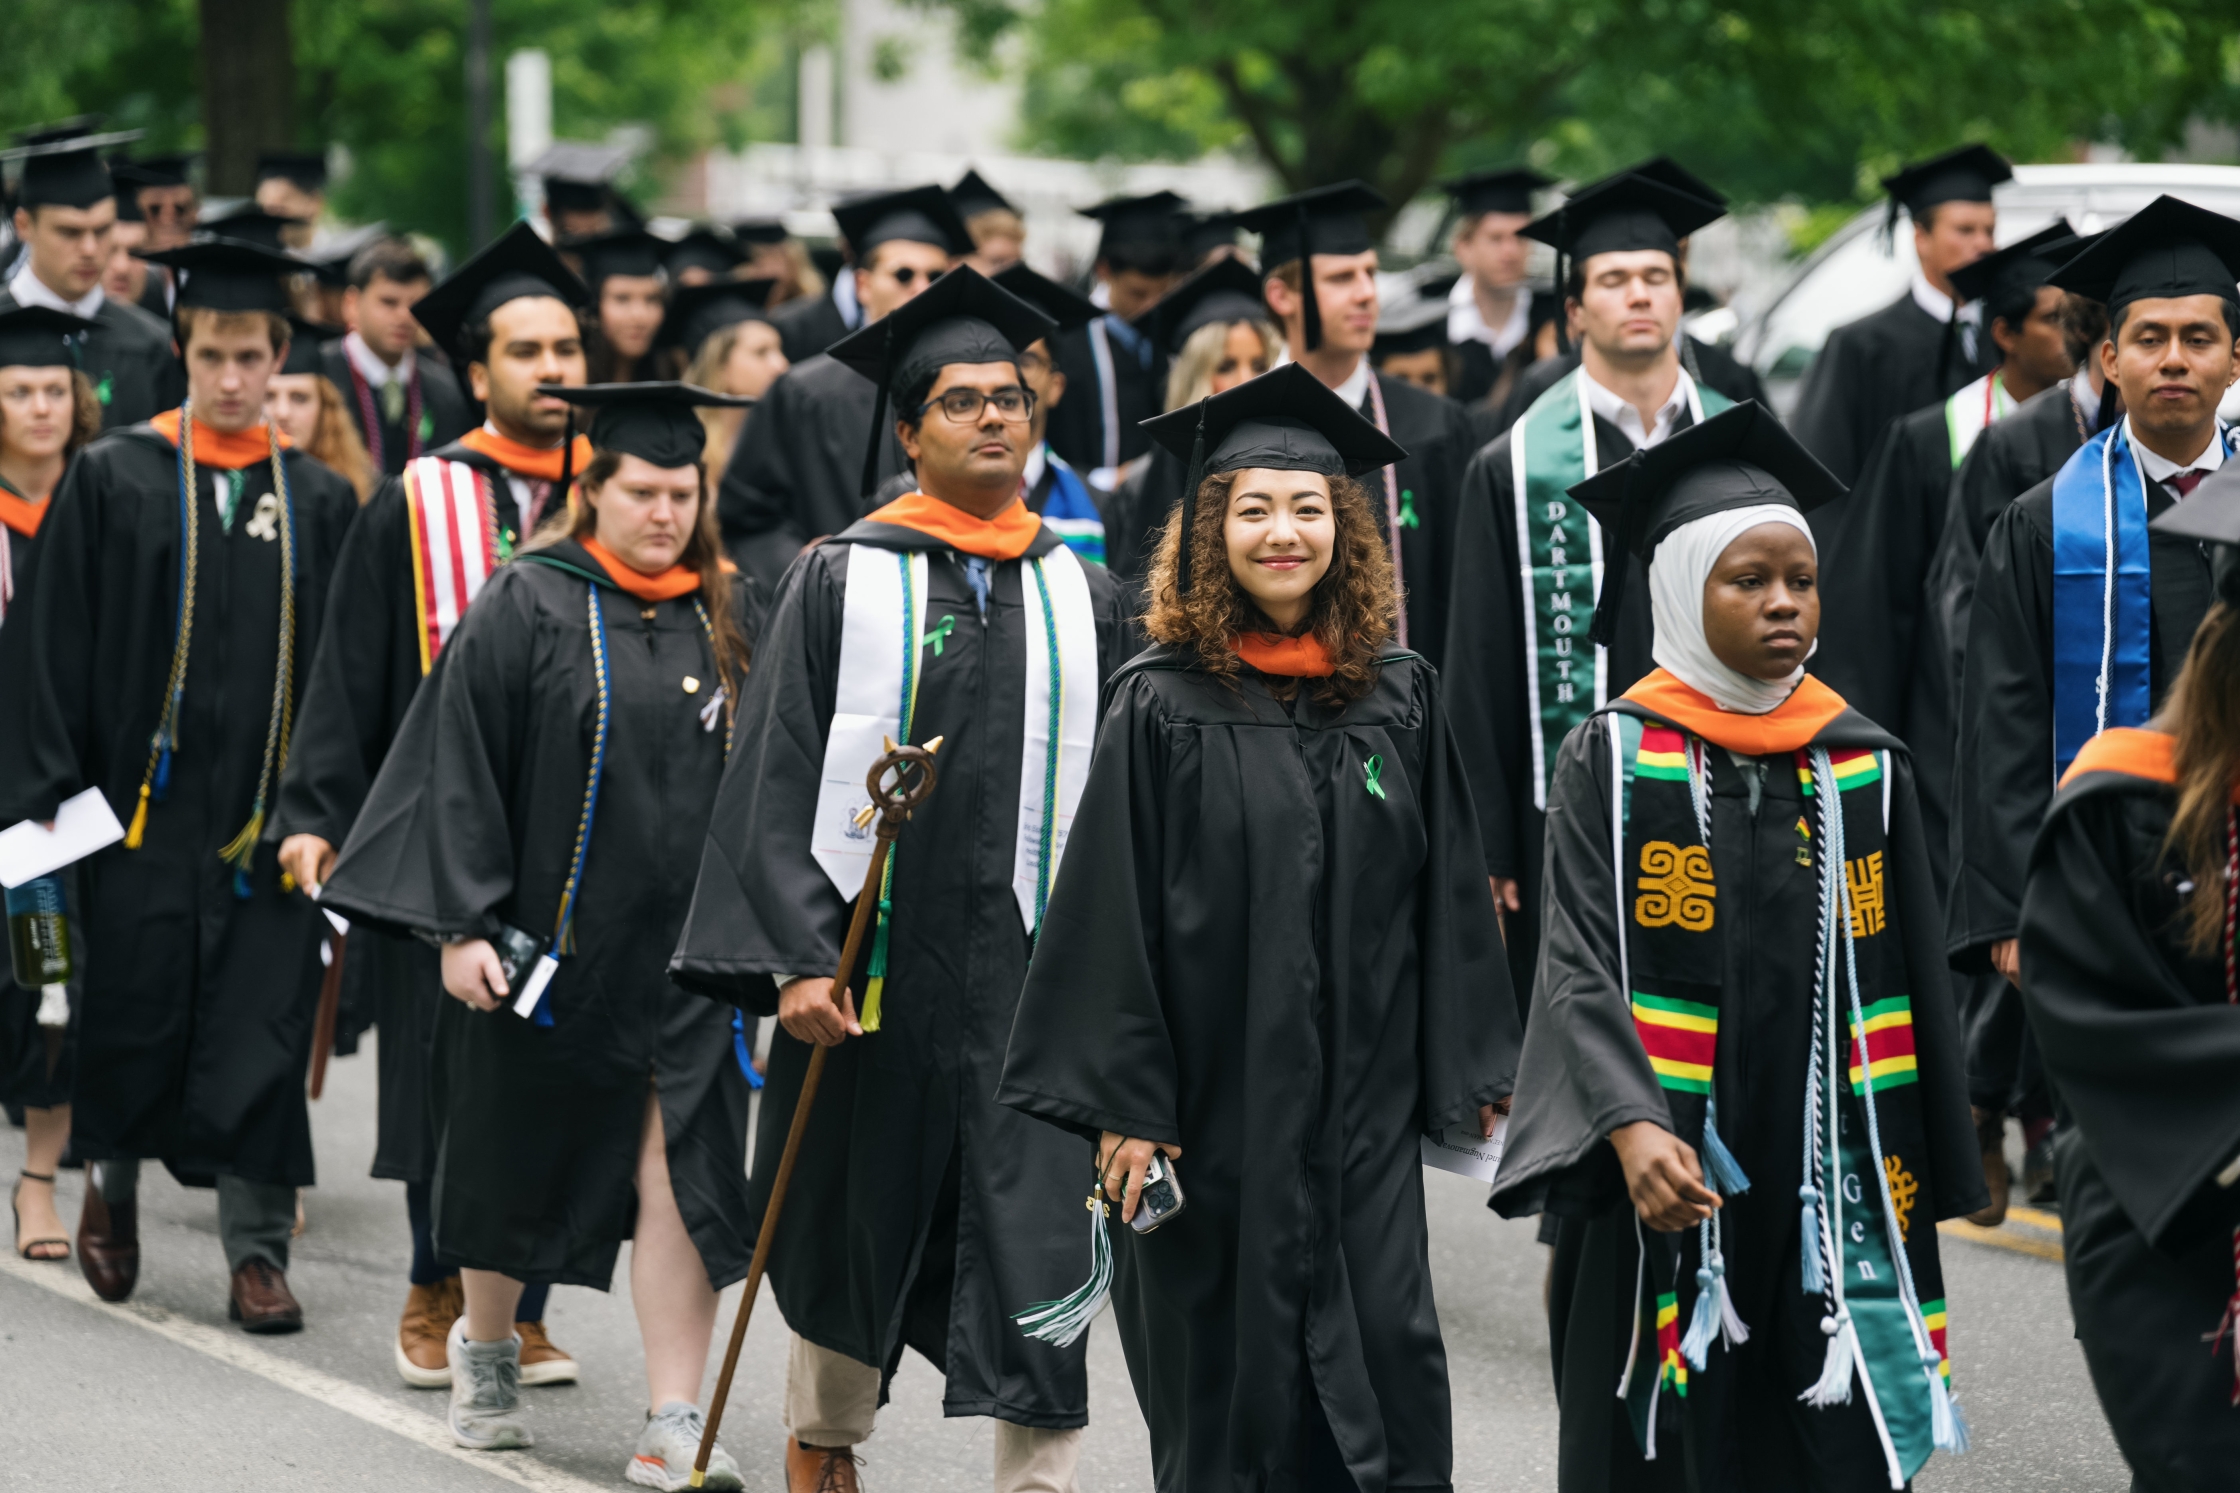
(380, 377), (407, 426)
(2171, 469), (2208, 499)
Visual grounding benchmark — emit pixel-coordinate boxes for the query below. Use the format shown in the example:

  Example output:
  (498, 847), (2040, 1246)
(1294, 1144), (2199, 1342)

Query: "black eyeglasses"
(914, 385), (1035, 423)
(886, 265), (947, 288)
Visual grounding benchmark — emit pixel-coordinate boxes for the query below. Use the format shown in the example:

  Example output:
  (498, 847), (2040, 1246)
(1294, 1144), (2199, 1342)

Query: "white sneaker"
(446, 1318), (533, 1450)
(627, 1401), (741, 1490)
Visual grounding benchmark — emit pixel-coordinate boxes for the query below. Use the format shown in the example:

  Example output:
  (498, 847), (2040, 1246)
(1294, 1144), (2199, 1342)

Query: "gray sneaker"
(627, 1401), (740, 1490)
(446, 1318), (533, 1450)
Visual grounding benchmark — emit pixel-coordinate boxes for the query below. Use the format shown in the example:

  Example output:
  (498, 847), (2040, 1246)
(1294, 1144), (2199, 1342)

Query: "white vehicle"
(1733, 162), (2240, 417)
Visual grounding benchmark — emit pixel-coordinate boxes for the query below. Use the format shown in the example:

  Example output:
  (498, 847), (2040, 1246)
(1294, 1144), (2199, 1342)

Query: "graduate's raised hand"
(1609, 1120), (1720, 1231)
(441, 938), (508, 1012)
(1097, 1132), (1182, 1224)
(779, 975), (862, 1046)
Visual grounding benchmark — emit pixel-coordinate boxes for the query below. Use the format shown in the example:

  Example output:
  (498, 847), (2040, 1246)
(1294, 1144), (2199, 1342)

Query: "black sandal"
(13, 1169), (69, 1261)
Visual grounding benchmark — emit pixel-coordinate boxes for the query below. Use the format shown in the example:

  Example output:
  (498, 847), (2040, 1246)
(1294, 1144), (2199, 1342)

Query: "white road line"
(0, 1250), (611, 1493)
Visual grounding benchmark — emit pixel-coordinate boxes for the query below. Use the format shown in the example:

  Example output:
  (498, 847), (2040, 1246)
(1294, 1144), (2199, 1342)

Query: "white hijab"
(1647, 504), (1816, 715)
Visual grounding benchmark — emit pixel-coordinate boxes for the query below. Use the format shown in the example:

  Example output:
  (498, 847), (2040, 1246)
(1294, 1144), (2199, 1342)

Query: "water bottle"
(7, 873), (72, 995)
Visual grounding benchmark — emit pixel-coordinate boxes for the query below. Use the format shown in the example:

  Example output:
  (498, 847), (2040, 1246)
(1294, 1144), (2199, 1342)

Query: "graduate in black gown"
(0, 241), (360, 1326)
(0, 133), (175, 429)
(1442, 167), (1555, 414)
(2019, 474), (2240, 1490)
(272, 222), (594, 1388)
(0, 305), (101, 1264)
(672, 267), (1128, 1493)
(1232, 182), (1477, 669)
(1790, 144), (2009, 486)
(322, 382), (757, 1484)
(1046, 191), (1185, 488)
(997, 363), (1520, 1493)
(718, 184), (975, 594)
(1492, 404), (1982, 1492)
(1950, 197), (2239, 1011)
(317, 236), (474, 474)
(1441, 169), (1728, 1011)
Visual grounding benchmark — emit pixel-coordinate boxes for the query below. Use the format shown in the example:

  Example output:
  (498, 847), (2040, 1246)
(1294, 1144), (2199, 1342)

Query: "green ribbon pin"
(95, 374), (114, 407)
(1363, 754), (1387, 800)
(922, 614), (957, 657)
(1398, 489), (1419, 529)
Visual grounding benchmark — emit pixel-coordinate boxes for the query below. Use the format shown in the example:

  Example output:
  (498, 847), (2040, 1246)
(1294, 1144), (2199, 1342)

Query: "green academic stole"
(1510, 372), (1731, 809)
(1608, 714), (1957, 1478)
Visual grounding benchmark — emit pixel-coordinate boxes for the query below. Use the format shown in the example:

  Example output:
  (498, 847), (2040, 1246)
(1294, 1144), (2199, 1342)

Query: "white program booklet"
(1421, 1115), (1508, 1183)
(0, 789), (127, 889)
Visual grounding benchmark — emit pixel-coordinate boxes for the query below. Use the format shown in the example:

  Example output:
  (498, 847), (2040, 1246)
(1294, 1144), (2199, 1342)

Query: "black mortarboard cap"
(1569, 401), (1843, 644)
(201, 206), (309, 252)
(3, 129), (139, 210)
(565, 227), (669, 287)
(826, 264), (1057, 497)
(537, 381), (753, 469)
(410, 220), (590, 361)
(829, 184), (976, 258)
(2046, 194), (2240, 319)
(309, 220), (394, 288)
(1883, 142), (2010, 216)
(1140, 361), (1408, 594)
(279, 315), (334, 376)
(1134, 257), (1269, 355)
(991, 261), (1100, 334)
(1180, 210), (1238, 264)
(140, 237), (303, 315)
(950, 168), (1018, 220)
(255, 150), (328, 192)
(111, 153), (196, 196)
(664, 226), (747, 280)
(526, 141), (632, 216)
(729, 216), (790, 246)
(1522, 170), (1726, 262)
(656, 278), (779, 354)
(1080, 190), (1188, 263)
(1948, 218), (2076, 309)
(1443, 167), (1554, 218)
(11, 117), (106, 147)
(113, 179), (144, 222)
(1625, 156), (1727, 208)
(0, 306), (95, 369)
(1232, 181), (1388, 353)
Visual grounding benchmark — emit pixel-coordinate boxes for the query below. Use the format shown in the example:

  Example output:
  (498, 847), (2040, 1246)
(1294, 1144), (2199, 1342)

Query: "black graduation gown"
(770, 289), (852, 365)
(320, 542), (754, 1288)
(1948, 476), (2214, 971)
(270, 440), (554, 1183)
(0, 423), (358, 1185)
(997, 646), (1520, 1493)
(1440, 410), (1680, 1011)
(2019, 757), (2240, 1490)
(316, 342), (474, 476)
(1492, 709), (1982, 1493)
(716, 353), (909, 596)
(0, 287), (174, 429)
(669, 515), (1128, 1426)
(1791, 295), (1991, 488)
(1046, 319), (1166, 477)
(1487, 341), (1767, 443)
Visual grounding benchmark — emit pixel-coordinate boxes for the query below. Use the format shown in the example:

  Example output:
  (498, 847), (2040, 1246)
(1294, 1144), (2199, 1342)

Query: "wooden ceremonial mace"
(691, 737), (942, 1487)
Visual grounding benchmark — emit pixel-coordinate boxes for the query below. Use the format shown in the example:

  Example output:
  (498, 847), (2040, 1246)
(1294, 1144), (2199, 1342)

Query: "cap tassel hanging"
(2095, 380), (2122, 436)
(558, 408), (577, 522)
(1586, 459), (1643, 648)
(1012, 1167), (1114, 1348)
(1554, 240), (1573, 357)
(1173, 402), (1210, 596)
(1295, 203), (1321, 354)
(859, 322), (896, 499)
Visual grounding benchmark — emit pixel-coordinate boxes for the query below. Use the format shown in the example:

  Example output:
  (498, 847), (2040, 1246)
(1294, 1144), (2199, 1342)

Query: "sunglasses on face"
(884, 265), (946, 288)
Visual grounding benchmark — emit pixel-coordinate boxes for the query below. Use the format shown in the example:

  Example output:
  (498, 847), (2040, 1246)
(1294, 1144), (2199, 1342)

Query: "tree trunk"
(199, 0), (295, 196)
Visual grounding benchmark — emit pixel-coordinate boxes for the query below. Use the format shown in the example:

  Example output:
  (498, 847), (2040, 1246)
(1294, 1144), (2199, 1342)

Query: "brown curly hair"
(1140, 468), (1397, 704)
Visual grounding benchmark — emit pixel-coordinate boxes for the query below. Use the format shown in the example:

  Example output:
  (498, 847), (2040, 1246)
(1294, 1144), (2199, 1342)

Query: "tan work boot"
(516, 1318), (579, 1385)
(787, 1438), (863, 1493)
(1964, 1106), (2011, 1227)
(397, 1276), (463, 1387)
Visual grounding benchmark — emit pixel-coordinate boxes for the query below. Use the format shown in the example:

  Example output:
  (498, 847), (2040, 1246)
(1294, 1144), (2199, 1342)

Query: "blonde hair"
(1163, 317), (1279, 412)
(302, 374), (380, 500)
(683, 321), (763, 479)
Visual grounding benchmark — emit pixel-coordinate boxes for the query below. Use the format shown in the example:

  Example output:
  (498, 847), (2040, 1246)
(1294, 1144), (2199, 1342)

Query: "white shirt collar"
(9, 258), (102, 319)
(2123, 415), (2227, 486)
(1580, 364), (1695, 450)
(1910, 270), (1980, 327)
(1445, 275), (1530, 358)
(344, 330), (411, 388)
(1021, 442), (1048, 494)
(833, 268), (863, 331)
(1329, 354), (1372, 411)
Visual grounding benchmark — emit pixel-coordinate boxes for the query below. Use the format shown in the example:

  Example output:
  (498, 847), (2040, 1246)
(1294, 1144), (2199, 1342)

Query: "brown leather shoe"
(1964, 1106), (2011, 1228)
(228, 1258), (304, 1334)
(787, 1438), (863, 1493)
(77, 1186), (138, 1302)
(515, 1318), (579, 1385)
(396, 1277), (460, 1387)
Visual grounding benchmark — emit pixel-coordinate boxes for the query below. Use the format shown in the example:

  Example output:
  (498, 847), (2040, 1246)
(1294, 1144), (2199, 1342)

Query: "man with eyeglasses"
(721, 185), (979, 594)
(1, 134), (172, 428)
(675, 266), (1129, 1493)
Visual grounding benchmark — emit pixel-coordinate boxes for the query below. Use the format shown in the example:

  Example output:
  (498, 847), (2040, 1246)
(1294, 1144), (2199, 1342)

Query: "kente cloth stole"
(403, 456), (505, 675)
(808, 542), (1097, 1026)
(2049, 422), (2230, 781)
(1511, 370), (1731, 810)
(1940, 371), (2014, 470)
(1608, 714), (1956, 1481)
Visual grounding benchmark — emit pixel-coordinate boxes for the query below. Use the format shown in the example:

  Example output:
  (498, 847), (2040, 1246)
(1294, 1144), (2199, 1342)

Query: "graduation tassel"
(1295, 204), (1321, 353)
(1012, 1178), (1114, 1348)
(1798, 1185), (1827, 1294)
(1173, 403), (1209, 596)
(859, 894), (893, 1033)
(1587, 460), (1644, 648)
(858, 324), (896, 499)
(1699, 1096), (1752, 1197)
(132, 400), (204, 853)
(1928, 1347), (1970, 1452)
(1802, 1309), (1859, 1407)
(124, 783), (151, 850)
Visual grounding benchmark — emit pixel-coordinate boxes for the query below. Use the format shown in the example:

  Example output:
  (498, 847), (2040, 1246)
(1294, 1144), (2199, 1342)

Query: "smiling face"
(1700, 521), (1819, 681)
(1224, 467), (1335, 632)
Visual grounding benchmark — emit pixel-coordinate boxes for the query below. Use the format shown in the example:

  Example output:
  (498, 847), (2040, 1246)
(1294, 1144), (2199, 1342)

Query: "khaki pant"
(785, 1332), (1083, 1493)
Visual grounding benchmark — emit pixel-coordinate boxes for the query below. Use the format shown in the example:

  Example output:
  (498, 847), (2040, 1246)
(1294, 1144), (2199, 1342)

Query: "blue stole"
(1036, 447), (1106, 566)
(2048, 421), (2228, 778)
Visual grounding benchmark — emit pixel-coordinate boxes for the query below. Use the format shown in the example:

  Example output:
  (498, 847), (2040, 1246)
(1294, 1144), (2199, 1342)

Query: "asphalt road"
(0, 1027), (2132, 1491)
